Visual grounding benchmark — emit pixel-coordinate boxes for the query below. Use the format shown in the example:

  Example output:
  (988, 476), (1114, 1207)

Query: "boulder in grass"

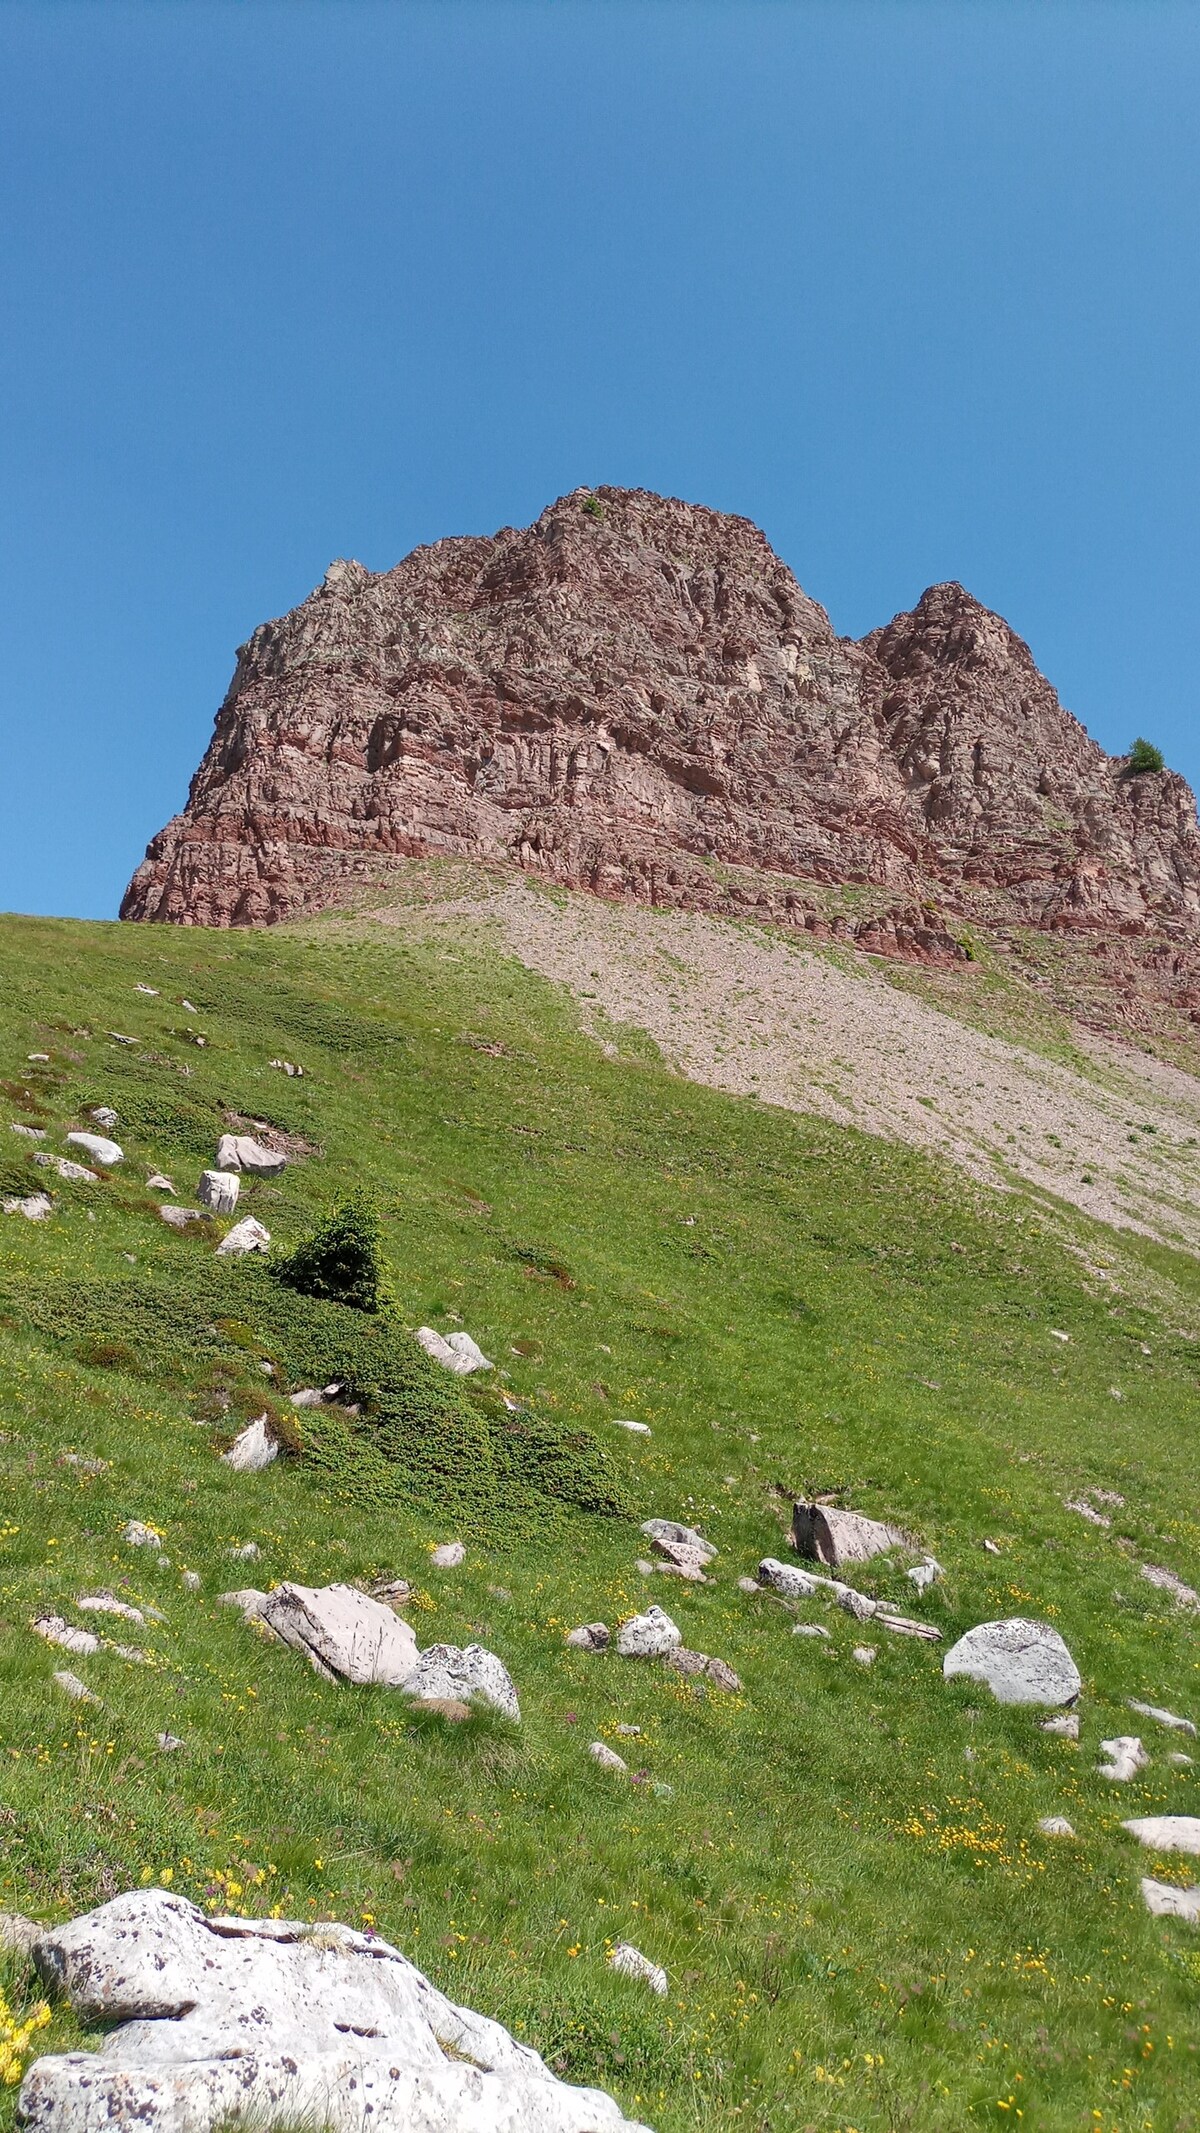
(222, 1417), (278, 1473)
(565, 1623), (610, 1651)
(33, 1154), (97, 1183)
(160, 1205), (211, 1231)
(0, 1912), (40, 1956)
(216, 1217), (271, 1257)
(1128, 1699), (1197, 1736)
(3, 1193), (53, 1221)
(664, 1649), (741, 1692)
(88, 1107), (118, 1130)
(18, 1889), (652, 2133)
(1097, 1736), (1149, 1781)
(791, 1502), (907, 1567)
(943, 1619), (1081, 1707)
(124, 1520), (161, 1549)
(589, 1741), (628, 1774)
(259, 1583), (419, 1689)
(641, 1519), (716, 1565)
(10, 1122), (46, 1139)
(197, 1170), (240, 1216)
(430, 1541), (466, 1569)
(146, 1173), (176, 1193)
(607, 1942), (667, 1996)
(1037, 1817), (1075, 1838)
(66, 1132), (123, 1167)
(219, 1589), (270, 1620)
(54, 1670), (100, 1705)
(405, 1644), (520, 1722)
(1142, 1878), (1200, 1921)
(616, 1606), (681, 1660)
(1123, 1816), (1200, 1854)
(216, 1133), (286, 1177)
(415, 1327), (493, 1375)
(33, 1616), (99, 1657)
(1141, 1563), (1200, 1610)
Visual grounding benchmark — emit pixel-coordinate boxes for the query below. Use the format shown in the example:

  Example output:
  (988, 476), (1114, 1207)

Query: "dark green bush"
(581, 493), (604, 521)
(273, 1199), (383, 1312)
(1128, 736), (1165, 774)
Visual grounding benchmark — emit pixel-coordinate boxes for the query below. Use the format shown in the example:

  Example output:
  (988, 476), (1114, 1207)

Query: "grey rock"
(159, 1205), (211, 1230)
(19, 1889), (650, 2133)
(219, 1589), (270, 1619)
(641, 1518), (716, 1564)
(430, 1541), (466, 1569)
(146, 1173), (176, 1192)
(607, 1942), (667, 1996)
(182, 1571), (202, 1591)
(405, 1644), (520, 1721)
(1141, 1563), (1200, 1609)
(222, 1416), (278, 1473)
(1097, 1735), (1148, 1781)
(1128, 1698), (1197, 1737)
(1141, 1877), (1200, 1921)
(216, 1133), (286, 1176)
(260, 1583), (420, 1689)
(906, 1556), (943, 1593)
(124, 1520), (162, 1549)
(197, 1170), (240, 1215)
(76, 1593), (145, 1625)
(1037, 1816), (1075, 1837)
(1065, 1497), (1110, 1527)
(589, 1741), (628, 1774)
(791, 1502), (906, 1566)
(852, 1645), (877, 1666)
(943, 1619), (1081, 1706)
(1169, 1752), (1195, 1768)
(157, 1734), (185, 1754)
(32, 1155), (97, 1183)
(1040, 1712), (1080, 1740)
(565, 1623), (610, 1651)
(3, 1192), (53, 1221)
(33, 1615), (99, 1656)
(1123, 1816), (1200, 1854)
(53, 1670), (100, 1705)
(228, 1540), (260, 1560)
(613, 1418), (652, 1436)
(10, 1121), (46, 1139)
(216, 1216), (271, 1256)
(616, 1606), (681, 1660)
(88, 1107), (119, 1129)
(664, 1649), (741, 1691)
(415, 1327), (492, 1374)
(66, 1132), (123, 1166)
(791, 1623), (831, 1639)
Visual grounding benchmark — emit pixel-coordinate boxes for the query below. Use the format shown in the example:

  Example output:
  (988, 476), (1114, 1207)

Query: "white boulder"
(1097, 1736), (1149, 1781)
(216, 1133), (286, 1176)
(430, 1541), (466, 1568)
(565, 1623), (610, 1651)
(88, 1108), (118, 1129)
(1122, 1816), (1200, 1854)
(405, 1644), (520, 1722)
(197, 1170), (240, 1216)
(54, 1670), (100, 1705)
(216, 1216), (271, 1257)
(415, 1327), (493, 1374)
(123, 1521), (161, 1549)
(1037, 1816), (1075, 1837)
(32, 1616), (98, 1656)
(1128, 1699), (1196, 1736)
(222, 1417), (278, 1473)
(66, 1132), (123, 1167)
(616, 1606), (681, 1660)
(791, 1502), (906, 1566)
(76, 1594), (145, 1625)
(259, 1584), (419, 1688)
(3, 1193), (53, 1220)
(641, 1519), (716, 1564)
(607, 1942), (667, 1996)
(1142, 1878), (1200, 1921)
(19, 1890), (651, 2133)
(589, 1741), (628, 1774)
(33, 1155), (97, 1183)
(943, 1619), (1081, 1706)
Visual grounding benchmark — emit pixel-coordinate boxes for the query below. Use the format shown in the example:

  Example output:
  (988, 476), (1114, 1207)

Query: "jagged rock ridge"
(122, 488), (1200, 977)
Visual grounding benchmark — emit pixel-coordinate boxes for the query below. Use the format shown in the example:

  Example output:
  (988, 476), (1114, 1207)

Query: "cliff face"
(122, 487), (1200, 971)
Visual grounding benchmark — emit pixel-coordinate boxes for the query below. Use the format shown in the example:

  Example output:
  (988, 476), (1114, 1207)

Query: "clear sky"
(2, 0), (1199, 920)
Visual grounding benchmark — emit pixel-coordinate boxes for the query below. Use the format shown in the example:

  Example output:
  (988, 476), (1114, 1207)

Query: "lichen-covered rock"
(943, 1619), (1081, 1706)
(616, 1606), (681, 1660)
(20, 1890), (651, 2133)
(259, 1583), (419, 1688)
(405, 1643), (520, 1722)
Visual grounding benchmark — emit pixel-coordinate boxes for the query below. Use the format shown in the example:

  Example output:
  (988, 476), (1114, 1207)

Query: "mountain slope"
(2, 909), (1200, 2130)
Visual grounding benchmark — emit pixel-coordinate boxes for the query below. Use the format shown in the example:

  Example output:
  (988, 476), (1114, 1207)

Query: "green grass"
(1, 899), (1200, 2130)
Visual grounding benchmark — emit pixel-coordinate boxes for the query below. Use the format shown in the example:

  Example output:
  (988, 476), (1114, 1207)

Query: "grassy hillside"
(1, 903), (1199, 2131)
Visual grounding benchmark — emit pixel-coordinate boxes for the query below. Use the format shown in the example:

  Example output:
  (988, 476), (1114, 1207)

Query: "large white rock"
(216, 1216), (271, 1257)
(405, 1644), (520, 1721)
(1141, 1562), (1200, 1609)
(1141, 1877), (1200, 1921)
(20, 1890), (650, 2133)
(1097, 1736), (1149, 1781)
(197, 1170), (240, 1216)
(3, 1193), (53, 1220)
(259, 1584), (419, 1688)
(216, 1133), (286, 1176)
(32, 1616), (98, 1657)
(943, 1619), (1081, 1706)
(415, 1327), (493, 1374)
(1122, 1816), (1200, 1854)
(791, 1502), (907, 1566)
(66, 1133), (123, 1167)
(221, 1417), (278, 1473)
(32, 1155), (98, 1183)
(616, 1606), (681, 1659)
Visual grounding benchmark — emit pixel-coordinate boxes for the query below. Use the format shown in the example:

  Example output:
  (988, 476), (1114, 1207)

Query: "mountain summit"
(122, 487), (1200, 985)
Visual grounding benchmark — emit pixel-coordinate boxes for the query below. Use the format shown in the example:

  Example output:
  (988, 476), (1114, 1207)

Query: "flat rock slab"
(1142, 1877), (1200, 1921)
(791, 1502), (906, 1567)
(216, 1133), (286, 1176)
(1128, 1699), (1197, 1736)
(66, 1132), (123, 1166)
(641, 1518), (717, 1564)
(943, 1618), (1081, 1706)
(260, 1583), (419, 1687)
(1123, 1816), (1200, 1854)
(20, 1890), (649, 2133)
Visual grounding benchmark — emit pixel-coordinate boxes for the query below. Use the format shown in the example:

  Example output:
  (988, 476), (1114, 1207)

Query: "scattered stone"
(1049, 1328), (1070, 1342)
(982, 1539), (1002, 1555)
(1040, 1713), (1080, 1740)
(757, 1556), (830, 1601)
(216, 1216), (271, 1256)
(634, 1559), (656, 1576)
(159, 1205), (211, 1230)
(4, 1191), (54, 1223)
(415, 1327), (493, 1374)
(146, 1173), (176, 1192)
(1169, 1752), (1195, 1768)
(1141, 1877), (1200, 1922)
(613, 1418), (651, 1436)
(135, 984), (160, 996)
(664, 1649), (741, 1692)
(1091, 1488), (1125, 1507)
(371, 1579), (414, 1608)
(66, 1132), (123, 1166)
(20, 1888), (649, 2133)
(197, 1170), (240, 1215)
(182, 1571), (202, 1592)
(615, 1724), (641, 1737)
(1123, 1816), (1200, 1854)
(157, 1734), (184, 1753)
(737, 1575), (761, 1595)
(222, 1416), (278, 1473)
(268, 1058), (305, 1076)
(792, 1623), (831, 1639)
(27, 1052), (50, 1063)
(0, 1911), (40, 1955)
(405, 1644), (520, 1721)
(486, 1585), (511, 1603)
(53, 1670), (99, 1705)
(1128, 1699), (1197, 1737)
(906, 1556), (943, 1594)
(1065, 1498), (1110, 1526)
(32, 1153), (97, 1182)
(853, 1645), (877, 1666)
(565, 1623), (610, 1651)
(59, 1452), (109, 1476)
(616, 1606), (682, 1660)
(876, 1611), (943, 1642)
(430, 1541), (466, 1569)
(1141, 1563), (1200, 1609)
(608, 1942), (667, 1996)
(834, 1586), (878, 1623)
(88, 1107), (118, 1129)
(124, 1521), (161, 1549)
(641, 1519), (717, 1565)
(228, 1540), (260, 1560)
(10, 1121), (45, 1138)
(1097, 1735), (1149, 1781)
(1037, 1816), (1075, 1837)
(76, 1593), (145, 1625)
(791, 1502), (906, 1566)
(181, 1000), (199, 1015)
(216, 1133), (287, 1176)
(589, 1741), (628, 1774)
(943, 1619), (1081, 1706)
(258, 1584), (420, 1689)
(648, 1538), (710, 1580)
(289, 1388), (324, 1408)
(109, 1641), (152, 1665)
(33, 1615), (99, 1656)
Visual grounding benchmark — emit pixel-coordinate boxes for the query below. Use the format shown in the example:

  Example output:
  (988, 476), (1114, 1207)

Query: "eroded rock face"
(21, 1890), (649, 2133)
(120, 491), (1200, 1012)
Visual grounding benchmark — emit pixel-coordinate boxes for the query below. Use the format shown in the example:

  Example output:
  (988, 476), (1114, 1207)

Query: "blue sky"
(2, 1), (1199, 920)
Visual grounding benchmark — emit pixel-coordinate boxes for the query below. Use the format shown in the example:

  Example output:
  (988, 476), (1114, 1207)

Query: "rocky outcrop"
(122, 488), (1200, 994)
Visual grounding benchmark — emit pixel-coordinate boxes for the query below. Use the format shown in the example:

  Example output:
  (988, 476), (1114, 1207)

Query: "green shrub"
(273, 1199), (383, 1312)
(1128, 736), (1165, 774)
(581, 494), (604, 521)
